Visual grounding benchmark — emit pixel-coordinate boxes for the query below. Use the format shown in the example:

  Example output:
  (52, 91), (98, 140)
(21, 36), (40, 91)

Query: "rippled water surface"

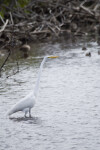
(0, 40), (100, 150)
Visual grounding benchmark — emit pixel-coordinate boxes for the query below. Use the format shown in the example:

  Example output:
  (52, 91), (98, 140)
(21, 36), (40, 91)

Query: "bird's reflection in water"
(9, 116), (42, 124)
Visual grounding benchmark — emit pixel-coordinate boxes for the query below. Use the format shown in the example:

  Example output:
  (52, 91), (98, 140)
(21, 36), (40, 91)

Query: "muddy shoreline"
(0, 0), (100, 77)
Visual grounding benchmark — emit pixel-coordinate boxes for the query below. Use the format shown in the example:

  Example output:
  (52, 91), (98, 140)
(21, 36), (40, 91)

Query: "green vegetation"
(0, 0), (30, 18)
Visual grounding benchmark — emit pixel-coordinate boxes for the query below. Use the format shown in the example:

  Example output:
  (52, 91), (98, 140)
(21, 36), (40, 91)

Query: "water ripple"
(0, 41), (100, 150)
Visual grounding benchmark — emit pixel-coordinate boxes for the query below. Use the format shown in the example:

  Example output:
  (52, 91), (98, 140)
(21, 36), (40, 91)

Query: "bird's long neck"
(34, 57), (47, 97)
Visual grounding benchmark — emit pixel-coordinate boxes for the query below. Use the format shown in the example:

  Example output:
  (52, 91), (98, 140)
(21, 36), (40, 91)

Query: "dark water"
(0, 40), (100, 150)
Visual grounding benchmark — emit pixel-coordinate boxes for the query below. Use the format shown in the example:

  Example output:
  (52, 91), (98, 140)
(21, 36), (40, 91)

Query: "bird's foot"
(24, 115), (28, 118)
(29, 115), (32, 118)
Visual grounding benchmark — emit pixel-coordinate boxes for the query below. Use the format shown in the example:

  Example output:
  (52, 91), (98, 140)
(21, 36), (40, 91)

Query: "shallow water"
(0, 40), (100, 150)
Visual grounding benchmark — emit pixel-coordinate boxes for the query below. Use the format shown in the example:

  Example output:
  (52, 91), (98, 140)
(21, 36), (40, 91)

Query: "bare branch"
(0, 19), (9, 32)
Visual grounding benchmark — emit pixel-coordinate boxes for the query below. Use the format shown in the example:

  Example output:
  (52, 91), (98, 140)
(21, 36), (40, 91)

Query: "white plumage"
(7, 92), (35, 117)
(7, 56), (58, 117)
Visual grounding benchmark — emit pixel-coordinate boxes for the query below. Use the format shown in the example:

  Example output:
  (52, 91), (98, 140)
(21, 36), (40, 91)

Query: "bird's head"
(47, 56), (59, 59)
(44, 56), (59, 61)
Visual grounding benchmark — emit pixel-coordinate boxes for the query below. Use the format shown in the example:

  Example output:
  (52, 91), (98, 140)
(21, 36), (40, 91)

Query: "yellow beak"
(48, 56), (59, 58)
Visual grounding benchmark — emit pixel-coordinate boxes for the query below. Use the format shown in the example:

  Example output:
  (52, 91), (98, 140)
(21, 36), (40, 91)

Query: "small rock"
(82, 47), (87, 51)
(98, 50), (100, 55)
(0, 51), (5, 57)
(97, 38), (100, 45)
(20, 44), (31, 52)
(85, 51), (91, 57)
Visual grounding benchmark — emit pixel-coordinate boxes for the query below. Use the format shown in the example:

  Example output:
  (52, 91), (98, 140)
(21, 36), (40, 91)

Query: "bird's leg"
(24, 111), (27, 118)
(29, 109), (32, 118)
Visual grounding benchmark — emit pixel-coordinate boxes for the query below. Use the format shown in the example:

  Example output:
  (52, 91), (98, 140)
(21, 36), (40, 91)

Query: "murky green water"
(0, 39), (100, 150)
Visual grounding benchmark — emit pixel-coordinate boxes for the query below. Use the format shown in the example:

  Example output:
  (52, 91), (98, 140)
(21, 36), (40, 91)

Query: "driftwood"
(0, 15), (5, 24)
(0, 0), (100, 49)
(80, 5), (94, 16)
(0, 49), (11, 77)
(0, 19), (9, 32)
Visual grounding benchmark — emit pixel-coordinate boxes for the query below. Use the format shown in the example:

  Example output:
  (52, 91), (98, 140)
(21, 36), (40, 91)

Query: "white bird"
(7, 56), (58, 117)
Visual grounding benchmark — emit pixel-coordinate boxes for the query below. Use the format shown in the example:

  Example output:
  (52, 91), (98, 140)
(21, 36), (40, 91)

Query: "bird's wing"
(7, 92), (35, 115)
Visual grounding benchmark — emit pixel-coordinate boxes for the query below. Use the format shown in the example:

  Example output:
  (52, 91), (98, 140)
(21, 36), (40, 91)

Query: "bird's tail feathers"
(7, 109), (14, 116)
(6, 106), (18, 116)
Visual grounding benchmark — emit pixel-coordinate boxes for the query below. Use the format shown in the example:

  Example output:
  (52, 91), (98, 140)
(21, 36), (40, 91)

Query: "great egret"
(7, 56), (58, 117)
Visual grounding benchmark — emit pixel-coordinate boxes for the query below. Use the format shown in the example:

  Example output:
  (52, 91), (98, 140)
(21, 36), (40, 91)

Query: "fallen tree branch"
(0, 15), (5, 24)
(0, 19), (9, 32)
(31, 30), (50, 34)
(6, 66), (29, 78)
(0, 49), (11, 77)
(9, 12), (14, 25)
(80, 2), (94, 16)
(0, 0), (100, 51)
